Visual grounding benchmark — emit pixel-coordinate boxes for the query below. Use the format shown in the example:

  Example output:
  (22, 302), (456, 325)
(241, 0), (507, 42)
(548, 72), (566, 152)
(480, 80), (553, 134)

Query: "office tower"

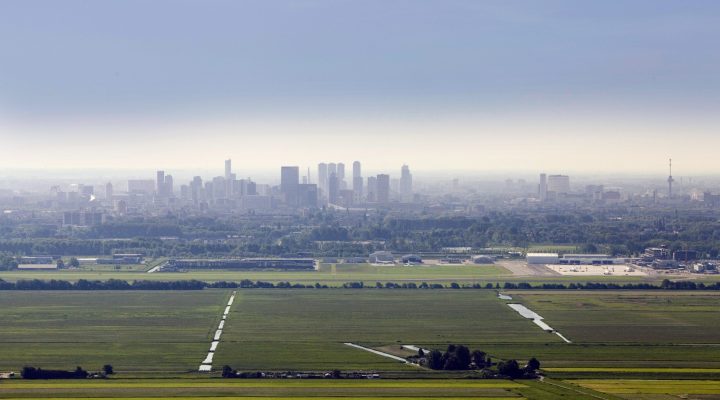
(212, 176), (226, 200)
(539, 173), (547, 201)
(105, 182), (113, 200)
(191, 176), (203, 205)
(164, 175), (174, 197)
(328, 173), (339, 205)
(547, 175), (570, 194)
(156, 171), (165, 196)
(366, 176), (377, 202)
(376, 174), (390, 203)
(297, 184), (318, 208)
(281, 166), (300, 206)
(247, 181), (257, 196)
(668, 158), (674, 198)
(399, 164), (413, 202)
(318, 163), (328, 196)
(328, 163), (337, 178)
(352, 161), (363, 202)
(352, 161), (361, 178)
(337, 163), (346, 190)
(225, 159), (232, 180)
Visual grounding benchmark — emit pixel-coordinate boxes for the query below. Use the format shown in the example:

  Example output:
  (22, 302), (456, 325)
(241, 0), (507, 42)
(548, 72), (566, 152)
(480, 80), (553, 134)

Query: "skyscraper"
(105, 182), (113, 201)
(547, 175), (570, 194)
(318, 163), (328, 197)
(366, 176), (377, 202)
(156, 170), (165, 196)
(399, 164), (413, 202)
(376, 174), (390, 203)
(328, 172), (339, 205)
(539, 173), (547, 201)
(164, 174), (174, 197)
(668, 158), (674, 198)
(352, 161), (363, 203)
(281, 166), (300, 206)
(225, 159), (232, 180)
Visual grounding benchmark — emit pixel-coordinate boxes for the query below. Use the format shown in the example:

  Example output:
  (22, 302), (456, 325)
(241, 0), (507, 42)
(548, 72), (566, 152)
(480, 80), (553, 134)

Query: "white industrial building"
(526, 253), (559, 264)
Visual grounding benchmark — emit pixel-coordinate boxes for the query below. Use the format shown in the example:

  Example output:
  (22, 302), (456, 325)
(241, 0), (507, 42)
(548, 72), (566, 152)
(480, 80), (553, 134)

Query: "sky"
(1, 0), (719, 176)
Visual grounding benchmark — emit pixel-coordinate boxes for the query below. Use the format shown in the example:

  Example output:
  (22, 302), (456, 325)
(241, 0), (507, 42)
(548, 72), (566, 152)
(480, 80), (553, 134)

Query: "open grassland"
(0, 379), (528, 399)
(575, 379), (720, 398)
(498, 291), (720, 370)
(0, 263), (511, 284)
(215, 289), (559, 371)
(510, 291), (720, 344)
(0, 291), (228, 373)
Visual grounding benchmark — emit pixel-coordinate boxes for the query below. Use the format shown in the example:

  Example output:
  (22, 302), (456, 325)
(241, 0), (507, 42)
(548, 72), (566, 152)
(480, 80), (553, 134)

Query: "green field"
(496, 291), (720, 369)
(4, 289), (720, 398)
(0, 263), (511, 284)
(0, 291), (227, 373)
(216, 290), (557, 371)
(575, 379), (720, 398)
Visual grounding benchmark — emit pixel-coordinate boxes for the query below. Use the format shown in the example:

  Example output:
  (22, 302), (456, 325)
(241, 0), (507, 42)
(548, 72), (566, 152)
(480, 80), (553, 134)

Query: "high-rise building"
(105, 182), (113, 200)
(225, 159), (232, 180)
(399, 164), (413, 202)
(328, 163), (337, 178)
(376, 174), (390, 203)
(164, 174), (174, 197)
(539, 173), (547, 201)
(668, 158), (674, 198)
(366, 176), (377, 202)
(352, 161), (363, 202)
(212, 176), (226, 200)
(281, 166), (300, 206)
(328, 173), (339, 205)
(337, 163), (345, 180)
(297, 184), (318, 208)
(191, 176), (203, 205)
(318, 163), (328, 198)
(156, 171), (165, 196)
(547, 175), (570, 194)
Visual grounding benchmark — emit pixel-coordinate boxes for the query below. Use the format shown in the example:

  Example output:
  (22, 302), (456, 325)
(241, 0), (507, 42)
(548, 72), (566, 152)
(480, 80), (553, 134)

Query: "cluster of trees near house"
(420, 344), (540, 378)
(21, 365), (113, 379)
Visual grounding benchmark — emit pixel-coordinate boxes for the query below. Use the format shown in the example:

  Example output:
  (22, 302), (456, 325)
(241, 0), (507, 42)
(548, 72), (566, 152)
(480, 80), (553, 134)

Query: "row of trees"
(22, 364), (113, 379)
(1, 278), (718, 291)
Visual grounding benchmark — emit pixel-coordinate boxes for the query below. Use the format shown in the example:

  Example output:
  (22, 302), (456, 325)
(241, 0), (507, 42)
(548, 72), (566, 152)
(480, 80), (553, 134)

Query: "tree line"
(1, 278), (717, 291)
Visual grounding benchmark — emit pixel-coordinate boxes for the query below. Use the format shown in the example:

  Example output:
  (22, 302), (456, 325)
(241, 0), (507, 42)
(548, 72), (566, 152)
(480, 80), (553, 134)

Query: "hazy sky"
(1, 1), (719, 175)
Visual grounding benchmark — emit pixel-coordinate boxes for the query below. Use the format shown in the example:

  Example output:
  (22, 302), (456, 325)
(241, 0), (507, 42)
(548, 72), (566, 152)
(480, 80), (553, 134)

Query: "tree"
(471, 350), (488, 368)
(427, 350), (443, 370)
(68, 257), (80, 268)
(102, 364), (114, 375)
(418, 348), (425, 357)
(525, 357), (540, 373)
(221, 365), (235, 378)
(497, 359), (522, 378)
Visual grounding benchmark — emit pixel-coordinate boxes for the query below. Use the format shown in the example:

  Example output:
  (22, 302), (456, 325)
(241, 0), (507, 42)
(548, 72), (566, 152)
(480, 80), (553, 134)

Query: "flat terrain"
(0, 379), (529, 399)
(216, 290), (556, 371)
(0, 263), (512, 284)
(0, 290), (227, 373)
(502, 290), (720, 369)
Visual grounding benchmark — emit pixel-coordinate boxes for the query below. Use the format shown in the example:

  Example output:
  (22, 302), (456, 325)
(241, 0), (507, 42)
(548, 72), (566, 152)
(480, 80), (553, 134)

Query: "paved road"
(497, 260), (560, 276)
